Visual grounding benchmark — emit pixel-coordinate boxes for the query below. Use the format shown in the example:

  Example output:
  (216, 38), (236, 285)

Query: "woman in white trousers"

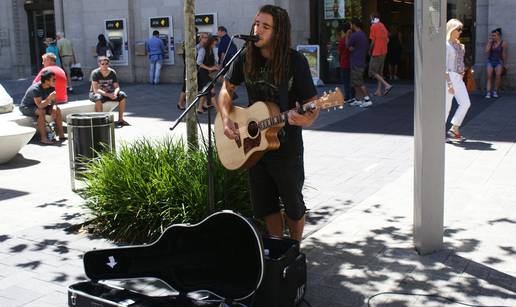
(445, 19), (471, 141)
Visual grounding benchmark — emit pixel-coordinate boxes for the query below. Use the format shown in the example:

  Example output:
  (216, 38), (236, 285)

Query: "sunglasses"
(456, 28), (463, 32)
(100, 61), (109, 65)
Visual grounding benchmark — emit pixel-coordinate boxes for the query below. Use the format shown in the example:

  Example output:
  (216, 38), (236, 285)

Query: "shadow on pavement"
(302, 204), (516, 306)
(0, 154), (40, 170)
(0, 188), (29, 201)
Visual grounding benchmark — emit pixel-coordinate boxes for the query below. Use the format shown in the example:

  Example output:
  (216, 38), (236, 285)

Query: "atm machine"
(105, 18), (128, 66)
(195, 13), (218, 35)
(149, 16), (175, 65)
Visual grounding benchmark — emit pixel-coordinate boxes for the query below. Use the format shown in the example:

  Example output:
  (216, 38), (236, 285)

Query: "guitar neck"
(257, 102), (316, 130)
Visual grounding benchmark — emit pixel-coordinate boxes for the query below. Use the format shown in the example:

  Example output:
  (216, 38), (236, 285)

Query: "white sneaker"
(350, 99), (362, 106)
(492, 91), (499, 98)
(485, 92), (491, 99)
(359, 100), (372, 108)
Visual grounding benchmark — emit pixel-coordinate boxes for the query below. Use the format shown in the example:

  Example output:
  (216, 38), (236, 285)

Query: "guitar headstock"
(312, 88), (345, 111)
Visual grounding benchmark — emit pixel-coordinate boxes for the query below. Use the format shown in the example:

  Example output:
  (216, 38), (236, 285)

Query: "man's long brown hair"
(245, 5), (291, 86)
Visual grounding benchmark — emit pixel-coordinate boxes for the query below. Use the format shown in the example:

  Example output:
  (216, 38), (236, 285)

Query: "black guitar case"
(68, 210), (306, 307)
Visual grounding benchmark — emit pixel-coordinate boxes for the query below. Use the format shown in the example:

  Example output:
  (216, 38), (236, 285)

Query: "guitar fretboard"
(257, 102), (316, 130)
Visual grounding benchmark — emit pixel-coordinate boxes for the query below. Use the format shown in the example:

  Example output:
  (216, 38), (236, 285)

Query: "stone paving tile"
(1, 80), (515, 306)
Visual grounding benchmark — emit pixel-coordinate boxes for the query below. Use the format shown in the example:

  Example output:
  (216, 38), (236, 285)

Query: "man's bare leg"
(265, 212), (284, 237)
(95, 101), (102, 112)
(54, 108), (66, 139)
(118, 99), (126, 121)
(286, 215), (305, 242)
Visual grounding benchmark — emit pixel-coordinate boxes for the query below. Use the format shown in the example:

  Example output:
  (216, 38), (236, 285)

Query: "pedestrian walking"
(337, 22), (355, 103)
(217, 26), (237, 67)
(44, 37), (61, 67)
(387, 25), (402, 80)
(147, 30), (166, 85)
(445, 19), (471, 142)
(347, 18), (372, 108)
(368, 13), (392, 96)
(56, 32), (76, 93)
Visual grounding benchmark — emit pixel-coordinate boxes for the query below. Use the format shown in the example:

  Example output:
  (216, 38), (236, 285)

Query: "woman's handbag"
(463, 68), (477, 92)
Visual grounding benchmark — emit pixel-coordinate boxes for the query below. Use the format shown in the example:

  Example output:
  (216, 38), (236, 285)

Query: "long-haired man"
(218, 5), (319, 241)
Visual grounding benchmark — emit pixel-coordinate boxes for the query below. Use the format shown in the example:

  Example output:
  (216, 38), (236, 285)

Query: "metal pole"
(413, 0), (446, 255)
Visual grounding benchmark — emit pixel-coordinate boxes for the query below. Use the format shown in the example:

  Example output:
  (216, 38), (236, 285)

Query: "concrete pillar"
(413, 0), (446, 255)
(53, 0), (64, 34)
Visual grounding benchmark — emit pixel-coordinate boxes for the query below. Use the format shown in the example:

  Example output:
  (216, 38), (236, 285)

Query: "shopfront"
(310, 0), (475, 84)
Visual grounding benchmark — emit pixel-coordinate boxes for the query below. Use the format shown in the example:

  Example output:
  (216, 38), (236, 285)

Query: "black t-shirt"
(20, 83), (55, 109)
(225, 49), (316, 157)
(90, 68), (118, 93)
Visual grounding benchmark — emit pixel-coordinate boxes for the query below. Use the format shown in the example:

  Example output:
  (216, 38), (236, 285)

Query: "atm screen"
(159, 34), (169, 59)
(108, 36), (123, 60)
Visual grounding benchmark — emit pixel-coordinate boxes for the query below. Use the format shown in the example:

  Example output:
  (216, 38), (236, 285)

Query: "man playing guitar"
(218, 5), (319, 241)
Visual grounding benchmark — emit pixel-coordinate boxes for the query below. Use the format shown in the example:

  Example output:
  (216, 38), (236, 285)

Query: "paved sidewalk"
(0, 78), (515, 306)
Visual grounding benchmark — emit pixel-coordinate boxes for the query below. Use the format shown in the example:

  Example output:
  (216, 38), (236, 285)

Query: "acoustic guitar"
(214, 88), (345, 170)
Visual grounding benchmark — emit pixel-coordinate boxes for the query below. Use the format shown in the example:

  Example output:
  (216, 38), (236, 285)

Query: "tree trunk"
(184, 0), (198, 149)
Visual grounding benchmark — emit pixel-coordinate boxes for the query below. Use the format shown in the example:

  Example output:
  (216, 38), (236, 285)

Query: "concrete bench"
(58, 100), (119, 122)
(0, 122), (36, 164)
(0, 100), (118, 128)
(0, 99), (118, 164)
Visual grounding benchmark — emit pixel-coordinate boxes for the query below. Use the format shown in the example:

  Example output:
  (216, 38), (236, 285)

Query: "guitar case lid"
(83, 211), (265, 302)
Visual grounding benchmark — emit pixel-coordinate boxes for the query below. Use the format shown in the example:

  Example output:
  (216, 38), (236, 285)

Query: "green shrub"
(80, 137), (251, 243)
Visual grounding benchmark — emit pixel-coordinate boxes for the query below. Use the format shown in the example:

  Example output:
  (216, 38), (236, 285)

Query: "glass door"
(27, 9), (55, 73)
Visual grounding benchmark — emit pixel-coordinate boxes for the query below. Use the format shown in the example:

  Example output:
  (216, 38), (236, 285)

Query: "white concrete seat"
(58, 100), (118, 122)
(0, 84), (14, 114)
(0, 100), (119, 128)
(0, 122), (36, 164)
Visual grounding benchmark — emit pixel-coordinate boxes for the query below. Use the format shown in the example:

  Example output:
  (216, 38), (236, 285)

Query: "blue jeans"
(341, 68), (355, 100)
(149, 55), (163, 84)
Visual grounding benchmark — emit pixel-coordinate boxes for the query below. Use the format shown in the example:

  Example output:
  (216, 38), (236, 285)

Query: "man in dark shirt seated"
(19, 69), (66, 145)
(89, 56), (129, 127)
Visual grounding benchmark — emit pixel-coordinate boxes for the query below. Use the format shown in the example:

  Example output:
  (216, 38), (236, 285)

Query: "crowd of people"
(23, 13), (509, 149)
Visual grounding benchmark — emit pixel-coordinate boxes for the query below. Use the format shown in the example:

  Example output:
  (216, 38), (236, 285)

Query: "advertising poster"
(296, 45), (323, 86)
(324, 0), (345, 20)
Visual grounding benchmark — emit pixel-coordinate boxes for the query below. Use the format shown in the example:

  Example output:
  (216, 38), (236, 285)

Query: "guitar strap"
(278, 51), (294, 113)
(277, 54), (293, 142)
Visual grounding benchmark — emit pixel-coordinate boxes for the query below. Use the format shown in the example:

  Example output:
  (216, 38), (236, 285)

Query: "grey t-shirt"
(90, 68), (118, 93)
(20, 83), (54, 109)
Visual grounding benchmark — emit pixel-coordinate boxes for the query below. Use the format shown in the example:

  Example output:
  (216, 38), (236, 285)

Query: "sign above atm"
(150, 17), (169, 28)
(106, 20), (124, 30)
(195, 14), (214, 26)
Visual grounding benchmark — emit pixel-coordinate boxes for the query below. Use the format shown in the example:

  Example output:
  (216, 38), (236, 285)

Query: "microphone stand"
(170, 37), (247, 213)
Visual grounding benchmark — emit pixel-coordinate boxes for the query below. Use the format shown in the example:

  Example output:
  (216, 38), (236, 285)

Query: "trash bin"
(67, 112), (115, 191)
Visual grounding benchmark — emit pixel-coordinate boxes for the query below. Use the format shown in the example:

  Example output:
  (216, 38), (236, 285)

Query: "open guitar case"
(68, 210), (307, 307)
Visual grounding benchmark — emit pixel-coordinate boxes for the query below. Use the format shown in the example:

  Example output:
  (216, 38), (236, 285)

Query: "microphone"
(234, 34), (260, 42)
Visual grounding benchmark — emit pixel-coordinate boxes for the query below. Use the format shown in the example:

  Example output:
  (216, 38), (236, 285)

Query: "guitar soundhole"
(247, 121), (259, 138)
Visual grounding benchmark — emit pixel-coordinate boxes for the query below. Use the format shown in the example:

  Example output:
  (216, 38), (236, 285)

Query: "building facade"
(0, 0), (514, 90)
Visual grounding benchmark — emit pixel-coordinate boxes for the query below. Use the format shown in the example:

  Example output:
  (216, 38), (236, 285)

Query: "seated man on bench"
(89, 56), (129, 127)
(19, 70), (66, 144)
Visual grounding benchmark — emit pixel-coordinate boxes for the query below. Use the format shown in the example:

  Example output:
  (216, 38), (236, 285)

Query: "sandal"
(116, 120), (131, 127)
(447, 130), (466, 142)
(177, 104), (186, 110)
(40, 139), (56, 145)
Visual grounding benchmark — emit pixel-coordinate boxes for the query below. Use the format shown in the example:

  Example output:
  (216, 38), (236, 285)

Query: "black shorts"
(249, 153), (306, 221)
(19, 105), (52, 117)
(89, 91), (127, 103)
